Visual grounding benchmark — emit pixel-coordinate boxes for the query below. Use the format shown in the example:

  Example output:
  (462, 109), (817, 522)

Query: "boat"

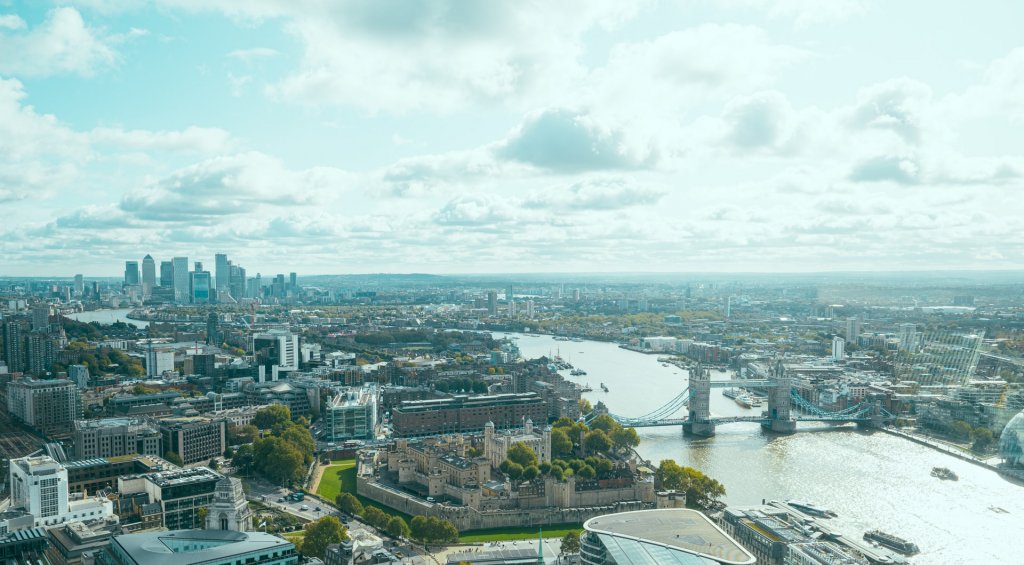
(570, 369), (587, 376)
(600, 383), (609, 392)
(863, 530), (920, 555)
(662, 363), (669, 367)
(722, 389), (740, 399)
(931, 467), (958, 481)
(580, 384), (593, 392)
(750, 396), (764, 407)
(736, 394), (753, 408)
(785, 500), (838, 518)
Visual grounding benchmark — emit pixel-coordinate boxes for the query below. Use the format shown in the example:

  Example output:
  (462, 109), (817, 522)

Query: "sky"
(2, 1), (1024, 277)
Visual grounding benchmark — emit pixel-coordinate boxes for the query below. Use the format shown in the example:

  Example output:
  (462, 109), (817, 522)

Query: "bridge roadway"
(620, 414), (878, 428)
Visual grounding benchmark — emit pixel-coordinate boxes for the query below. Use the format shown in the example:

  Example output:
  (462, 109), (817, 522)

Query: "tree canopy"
(409, 516), (459, 544)
(506, 442), (538, 468)
(655, 459), (726, 509)
(253, 404), (292, 430)
(301, 516), (348, 559)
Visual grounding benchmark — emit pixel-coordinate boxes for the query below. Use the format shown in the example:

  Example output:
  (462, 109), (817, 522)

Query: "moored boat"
(785, 500), (838, 518)
(931, 467), (958, 481)
(864, 530), (920, 555)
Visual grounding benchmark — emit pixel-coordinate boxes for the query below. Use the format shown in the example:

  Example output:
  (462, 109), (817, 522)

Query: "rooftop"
(139, 467), (222, 488)
(111, 529), (292, 565)
(584, 509), (756, 565)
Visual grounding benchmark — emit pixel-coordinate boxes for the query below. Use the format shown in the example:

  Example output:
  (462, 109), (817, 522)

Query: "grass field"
(315, 459), (358, 502)
(457, 524), (582, 543)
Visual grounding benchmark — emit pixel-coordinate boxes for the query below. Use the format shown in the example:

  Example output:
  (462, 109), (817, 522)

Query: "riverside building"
(391, 392), (547, 437)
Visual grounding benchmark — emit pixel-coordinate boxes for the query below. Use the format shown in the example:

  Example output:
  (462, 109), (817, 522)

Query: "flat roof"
(584, 509), (756, 565)
(112, 529), (292, 565)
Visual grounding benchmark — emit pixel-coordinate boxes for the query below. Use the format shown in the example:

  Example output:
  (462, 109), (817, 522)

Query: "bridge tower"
(683, 364), (715, 436)
(763, 358), (796, 433)
(858, 395), (889, 429)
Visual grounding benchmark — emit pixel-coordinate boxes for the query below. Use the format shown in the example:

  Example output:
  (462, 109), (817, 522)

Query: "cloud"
(226, 47), (279, 61)
(90, 125), (235, 154)
(524, 177), (665, 211)
(0, 7), (118, 77)
(848, 156), (920, 184)
(722, 91), (795, 149)
(433, 194), (514, 226)
(119, 152), (352, 222)
(0, 15), (26, 30)
(848, 78), (932, 143)
(495, 108), (654, 172)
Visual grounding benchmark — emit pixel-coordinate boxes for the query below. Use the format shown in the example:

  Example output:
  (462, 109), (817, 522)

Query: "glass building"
(99, 529), (298, 565)
(1001, 409), (1024, 467)
(581, 508), (756, 565)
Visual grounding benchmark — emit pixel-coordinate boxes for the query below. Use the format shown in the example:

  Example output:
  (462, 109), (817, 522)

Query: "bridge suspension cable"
(605, 387), (691, 426)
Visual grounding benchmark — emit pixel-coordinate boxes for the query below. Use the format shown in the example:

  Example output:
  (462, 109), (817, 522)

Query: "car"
(315, 507), (321, 512)
(300, 505), (309, 511)
(277, 497), (285, 502)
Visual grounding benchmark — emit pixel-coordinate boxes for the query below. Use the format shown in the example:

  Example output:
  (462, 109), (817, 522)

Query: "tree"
(539, 461), (552, 475)
(577, 464), (596, 480)
(362, 506), (390, 530)
(253, 404), (292, 430)
(506, 442), (538, 468)
(229, 423), (259, 445)
(951, 420), (973, 441)
(410, 516), (459, 544)
(336, 493), (363, 516)
(972, 427), (994, 452)
(579, 398), (593, 414)
(386, 516), (411, 539)
(584, 429), (612, 454)
(595, 458), (614, 478)
(281, 425), (316, 464)
(522, 465), (540, 481)
(302, 516), (348, 559)
(164, 451), (184, 466)
(197, 507), (208, 528)
(505, 462), (524, 481)
(656, 459), (726, 509)
(611, 427), (641, 450)
(209, 458), (220, 471)
(550, 428), (574, 457)
(550, 466), (564, 480)
(589, 414), (620, 434)
(560, 531), (581, 555)
(231, 444), (255, 474)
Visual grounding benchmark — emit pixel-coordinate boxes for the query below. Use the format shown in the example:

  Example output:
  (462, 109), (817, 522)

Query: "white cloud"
(0, 7), (118, 77)
(0, 14), (26, 30)
(226, 47), (279, 61)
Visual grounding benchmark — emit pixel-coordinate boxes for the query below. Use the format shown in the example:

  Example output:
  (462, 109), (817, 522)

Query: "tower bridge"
(586, 362), (894, 437)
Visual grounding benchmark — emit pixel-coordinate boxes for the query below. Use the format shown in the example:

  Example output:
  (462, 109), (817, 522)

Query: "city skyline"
(3, 2), (1024, 276)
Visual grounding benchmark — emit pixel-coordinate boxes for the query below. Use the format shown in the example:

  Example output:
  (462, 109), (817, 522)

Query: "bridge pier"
(763, 419), (796, 433)
(683, 421), (716, 437)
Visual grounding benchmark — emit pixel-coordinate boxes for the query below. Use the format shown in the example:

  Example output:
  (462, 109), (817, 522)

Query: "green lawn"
(458, 524), (582, 543)
(315, 459), (358, 502)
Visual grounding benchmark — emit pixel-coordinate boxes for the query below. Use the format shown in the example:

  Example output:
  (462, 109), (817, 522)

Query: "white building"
(641, 336), (679, 353)
(145, 349), (174, 377)
(252, 330), (300, 373)
(205, 477), (251, 532)
(832, 337), (845, 362)
(7, 456), (115, 529)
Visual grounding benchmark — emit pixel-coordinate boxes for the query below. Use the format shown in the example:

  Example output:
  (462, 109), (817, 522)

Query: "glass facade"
(1000, 410), (1024, 467)
(582, 532), (722, 565)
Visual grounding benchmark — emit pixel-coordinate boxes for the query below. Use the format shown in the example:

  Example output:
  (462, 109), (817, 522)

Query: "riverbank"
(881, 428), (999, 472)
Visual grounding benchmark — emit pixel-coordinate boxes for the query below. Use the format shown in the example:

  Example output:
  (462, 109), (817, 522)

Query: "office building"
(215, 253), (230, 294)
(252, 330), (300, 373)
(205, 476), (251, 532)
(145, 349), (174, 377)
(159, 261), (173, 287)
(45, 519), (119, 565)
(487, 291), (497, 315)
(158, 416), (226, 465)
(189, 270), (211, 304)
(116, 467), (223, 531)
(99, 529), (298, 565)
(7, 456), (115, 528)
(7, 378), (81, 435)
(171, 257), (189, 303)
(581, 509), (755, 565)
(106, 392), (182, 417)
(0, 527), (49, 562)
(73, 418), (162, 460)
(68, 364), (90, 389)
(242, 382), (313, 419)
(323, 388), (376, 442)
(124, 262), (140, 287)
(391, 392), (547, 437)
(141, 255), (156, 298)
(229, 265), (246, 301)
(721, 504), (868, 565)
(73, 275), (84, 296)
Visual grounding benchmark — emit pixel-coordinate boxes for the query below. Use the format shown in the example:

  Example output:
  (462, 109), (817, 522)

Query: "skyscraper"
(2, 317), (29, 373)
(159, 260), (173, 287)
(172, 257), (189, 303)
(487, 291), (497, 316)
(73, 274), (83, 296)
(124, 261), (140, 286)
(289, 272), (297, 291)
(229, 265), (246, 300)
(141, 254), (156, 298)
(215, 253), (230, 294)
(190, 270), (212, 304)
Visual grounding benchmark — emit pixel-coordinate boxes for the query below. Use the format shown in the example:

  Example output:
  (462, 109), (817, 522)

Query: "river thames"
(67, 308), (149, 328)
(497, 332), (1024, 564)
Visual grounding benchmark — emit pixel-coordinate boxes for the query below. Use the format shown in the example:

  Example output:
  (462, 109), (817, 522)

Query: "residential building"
(68, 365), (90, 389)
(99, 529), (298, 565)
(2, 317), (29, 373)
(73, 418), (162, 460)
(145, 349), (174, 377)
(26, 332), (59, 375)
(832, 337), (845, 361)
(158, 416), (226, 465)
(323, 387), (376, 442)
(581, 509), (756, 565)
(7, 378), (81, 435)
(487, 291), (497, 316)
(7, 456), (115, 529)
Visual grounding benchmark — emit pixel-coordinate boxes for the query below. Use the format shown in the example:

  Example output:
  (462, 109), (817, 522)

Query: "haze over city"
(3, 1), (1024, 276)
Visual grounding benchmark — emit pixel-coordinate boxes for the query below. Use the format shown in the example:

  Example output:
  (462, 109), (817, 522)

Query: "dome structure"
(1000, 410), (1024, 467)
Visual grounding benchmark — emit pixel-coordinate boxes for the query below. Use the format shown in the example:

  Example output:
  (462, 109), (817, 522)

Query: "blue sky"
(2, 1), (1024, 276)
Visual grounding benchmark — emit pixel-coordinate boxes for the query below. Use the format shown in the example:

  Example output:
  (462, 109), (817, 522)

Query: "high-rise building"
(73, 275), (84, 296)
(141, 255), (156, 298)
(525, 300), (535, 319)
(26, 333), (58, 375)
(145, 349), (174, 377)
(288, 272), (297, 291)
(171, 257), (189, 303)
(6, 378), (81, 435)
(832, 337), (845, 361)
(487, 291), (497, 316)
(506, 283), (513, 302)
(845, 317), (861, 343)
(189, 271), (212, 304)
(508, 300), (517, 317)
(73, 418), (162, 459)
(206, 313), (219, 346)
(159, 261), (173, 287)
(229, 265), (246, 301)
(252, 330), (300, 374)
(8, 456), (115, 528)
(323, 388), (376, 442)
(124, 261), (140, 287)
(215, 253), (230, 294)
(68, 364), (90, 389)
(2, 317), (29, 373)
(30, 304), (51, 331)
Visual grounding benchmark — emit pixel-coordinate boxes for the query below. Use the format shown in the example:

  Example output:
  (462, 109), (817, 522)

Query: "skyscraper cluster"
(120, 252), (293, 305)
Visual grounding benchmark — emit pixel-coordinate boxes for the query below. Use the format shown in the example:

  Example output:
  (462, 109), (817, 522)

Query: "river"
(67, 308), (149, 328)
(496, 332), (1024, 565)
